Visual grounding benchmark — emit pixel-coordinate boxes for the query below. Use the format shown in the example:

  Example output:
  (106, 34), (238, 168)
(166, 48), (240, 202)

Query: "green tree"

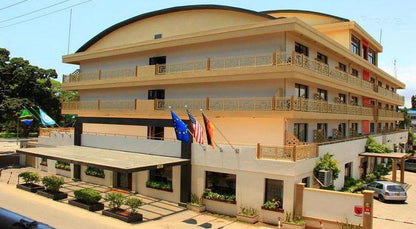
(0, 48), (61, 133)
(313, 153), (340, 181)
(412, 95), (416, 110)
(399, 107), (410, 129)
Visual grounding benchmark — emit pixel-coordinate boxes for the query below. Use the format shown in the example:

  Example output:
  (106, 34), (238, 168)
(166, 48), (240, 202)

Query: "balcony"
(60, 96), (401, 121)
(256, 142), (318, 161)
(63, 51), (404, 104)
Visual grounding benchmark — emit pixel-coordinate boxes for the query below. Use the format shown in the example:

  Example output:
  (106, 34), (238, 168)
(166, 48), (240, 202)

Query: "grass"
(0, 132), (38, 138)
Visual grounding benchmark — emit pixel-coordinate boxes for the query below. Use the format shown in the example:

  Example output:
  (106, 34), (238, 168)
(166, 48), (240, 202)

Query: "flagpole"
(186, 129), (206, 151)
(200, 109), (239, 153)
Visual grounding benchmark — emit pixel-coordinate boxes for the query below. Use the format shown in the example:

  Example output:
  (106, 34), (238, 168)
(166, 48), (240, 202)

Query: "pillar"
(400, 157), (405, 183)
(392, 159), (397, 182)
(294, 183), (305, 218)
(362, 190), (374, 229)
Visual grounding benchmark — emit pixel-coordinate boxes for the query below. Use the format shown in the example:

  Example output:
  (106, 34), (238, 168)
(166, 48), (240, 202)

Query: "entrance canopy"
(359, 152), (406, 183)
(17, 145), (189, 172)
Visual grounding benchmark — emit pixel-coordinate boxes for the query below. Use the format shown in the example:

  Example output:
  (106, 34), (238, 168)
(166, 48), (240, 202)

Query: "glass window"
(339, 93), (346, 103)
(317, 123), (328, 137)
(205, 171), (236, 195)
(149, 167), (172, 185)
(316, 52), (328, 64)
(338, 62), (347, 72)
(368, 48), (376, 65)
(351, 35), (361, 55)
(294, 123), (308, 142)
(295, 83), (308, 98)
(338, 123), (346, 136)
(351, 68), (359, 77)
(295, 42), (309, 56)
(344, 162), (352, 179)
(351, 123), (358, 132)
(317, 88), (327, 101)
(351, 96), (358, 105)
(264, 179), (284, 207)
(378, 81), (382, 87)
(370, 123), (375, 133)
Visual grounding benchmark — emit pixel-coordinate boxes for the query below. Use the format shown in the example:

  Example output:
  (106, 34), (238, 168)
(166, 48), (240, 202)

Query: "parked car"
(364, 181), (407, 202)
(397, 158), (416, 172)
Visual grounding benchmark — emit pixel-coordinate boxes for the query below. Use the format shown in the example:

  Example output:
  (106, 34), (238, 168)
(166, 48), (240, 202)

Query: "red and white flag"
(186, 109), (204, 144)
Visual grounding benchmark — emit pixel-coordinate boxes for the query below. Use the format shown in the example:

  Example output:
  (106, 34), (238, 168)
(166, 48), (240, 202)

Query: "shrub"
(313, 153), (340, 182)
(104, 192), (125, 210)
(85, 167), (105, 178)
(365, 173), (377, 183)
(18, 171), (40, 185)
(74, 188), (101, 204)
(366, 136), (392, 154)
(203, 190), (236, 203)
(239, 206), (257, 216)
(146, 180), (172, 190)
(262, 199), (281, 210)
(55, 161), (70, 170)
(42, 176), (65, 193)
(189, 193), (204, 206)
(285, 212), (305, 225)
(125, 197), (142, 213)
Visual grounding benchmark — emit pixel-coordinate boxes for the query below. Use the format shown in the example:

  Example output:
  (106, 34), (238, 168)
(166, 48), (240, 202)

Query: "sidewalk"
(0, 167), (273, 229)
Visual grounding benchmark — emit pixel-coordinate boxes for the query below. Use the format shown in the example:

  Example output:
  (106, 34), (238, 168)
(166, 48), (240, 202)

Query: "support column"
(294, 183), (305, 218)
(392, 159), (397, 182)
(400, 157), (405, 183)
(180, 139), (192, 204)
(74, 118), (83, 146)
(362, 190), (374, 229)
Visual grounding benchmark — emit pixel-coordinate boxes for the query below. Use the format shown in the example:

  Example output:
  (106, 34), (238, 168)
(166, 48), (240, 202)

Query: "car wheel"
(378, 194), (385, 202)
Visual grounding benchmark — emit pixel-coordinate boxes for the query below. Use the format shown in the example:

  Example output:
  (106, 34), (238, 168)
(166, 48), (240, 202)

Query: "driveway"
(373, 170), (416, 229)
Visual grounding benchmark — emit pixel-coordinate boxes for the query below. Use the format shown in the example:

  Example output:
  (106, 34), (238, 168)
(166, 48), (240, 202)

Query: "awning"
(359, 152), (406, 159)
(17, 145), (189, 172)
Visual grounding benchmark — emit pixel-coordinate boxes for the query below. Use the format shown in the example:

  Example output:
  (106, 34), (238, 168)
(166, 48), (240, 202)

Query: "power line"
(0, 0), (71, 24)
(0, 0), (91, 29)
(0, 0), (29, 11)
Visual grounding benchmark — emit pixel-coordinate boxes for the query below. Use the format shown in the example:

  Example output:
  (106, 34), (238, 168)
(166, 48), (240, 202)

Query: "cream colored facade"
(39, 5), (408, 225)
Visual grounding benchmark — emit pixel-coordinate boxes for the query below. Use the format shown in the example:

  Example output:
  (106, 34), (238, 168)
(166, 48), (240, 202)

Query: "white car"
(365, 181), (407, 202)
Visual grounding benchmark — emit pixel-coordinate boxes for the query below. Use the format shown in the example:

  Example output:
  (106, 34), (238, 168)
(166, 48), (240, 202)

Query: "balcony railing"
(62, 51), (404, 103)
(257, 143), (318, 161)
(60, 96), (400, 120)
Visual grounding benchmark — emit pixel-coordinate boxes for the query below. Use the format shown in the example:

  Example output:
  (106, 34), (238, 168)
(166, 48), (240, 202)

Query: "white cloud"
(379, 62), (416, 108)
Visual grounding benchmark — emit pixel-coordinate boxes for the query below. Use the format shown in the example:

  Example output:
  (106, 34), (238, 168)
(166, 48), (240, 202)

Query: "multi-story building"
(20, 5), (407, 220)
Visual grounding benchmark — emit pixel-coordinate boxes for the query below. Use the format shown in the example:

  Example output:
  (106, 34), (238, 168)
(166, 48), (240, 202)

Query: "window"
(40, 158), (47, 166)
(370, 77), (376, 84)
(316, 52), (328, 64)
(295, 83), (308, 98)
(149, 56), (166, 65)
(149, 167), (172, 185)
(205, 171), (236, 195)
(317, 123), (328, 137)
(378, 102), (382, 109)
(351, 35), (361, 55)
(378, 81), (382, 87)
(264, 179), (284, 207)
(378, 123), (382, 132)
(344, 162), (353, 180)
(147, 126), (164, 140)
(295, 42), (309, 56)
(301, 177), (310, 188)
(339, 93), (346, 103)
(294, 123), (308, 142)
(351, 68), (359, 77)
(386, 85), (390, 90)
(351, 96), (358, 105)
(338, 123), (346, 137)
(370, 123), (375, 133)
(154, 34), (162, 39)
(317, 88), (327, 101)
(338, 62), (347, 72)
(351, 123), (358, 132)
(368, 48), (376, 65)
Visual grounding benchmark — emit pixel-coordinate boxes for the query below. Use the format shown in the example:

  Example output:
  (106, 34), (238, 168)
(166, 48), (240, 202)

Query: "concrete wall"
(303, 188), (363, 225)
(134, 165), (181, 203)
(38, 133), (74, 146)
(35, 158), (74, 179)
(80, 165), (113, 187)
(81, 134), (182, 157)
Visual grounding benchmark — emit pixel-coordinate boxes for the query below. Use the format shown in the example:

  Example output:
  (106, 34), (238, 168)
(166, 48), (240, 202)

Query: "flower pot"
(282, 222), (305, 229)
(187, 204), (206, 213)
(68, 199), (104, 212)
(237, 214), (259, 224)
(16, 183), (44, 193)
(204, 199), (237, 216)
(37, 190), (68, 200)
(102, 209), (142, 223)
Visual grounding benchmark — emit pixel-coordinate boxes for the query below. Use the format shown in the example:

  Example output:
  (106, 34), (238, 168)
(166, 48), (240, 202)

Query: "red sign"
(354, 205), (363, 215)
(364, 206), (371, 215)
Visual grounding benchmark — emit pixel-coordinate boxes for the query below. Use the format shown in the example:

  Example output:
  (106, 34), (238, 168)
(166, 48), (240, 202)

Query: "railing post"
(155, 64), (158, 75)
(292, 51), (295, 65)
(97, 100), (101, 110)
(207, 58), (211, 71)
(206, 97), (210, 111)
(272, 52), (277, 65)
(135, 66), (139, 77)
(134, 99), (138, 110)
(292, 146), (297, 162)
(291, 96), (294, 111)
(98, 70), (102, 80)
(256, 143), (261, 159)
(272, 96), (276, 111)
(154, 99), (157, 110)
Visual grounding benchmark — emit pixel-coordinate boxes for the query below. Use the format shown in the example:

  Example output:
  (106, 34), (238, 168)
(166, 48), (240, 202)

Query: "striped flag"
(202, 113), (215, 149)
(187, 109), (204, 144)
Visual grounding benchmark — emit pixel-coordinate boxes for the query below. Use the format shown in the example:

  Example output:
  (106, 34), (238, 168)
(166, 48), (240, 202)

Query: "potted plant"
(236, 206), (259, 224)
(17, 171), (43, 193)
(102, 192), (142, 223)
(124, 197), (143, 222)
(260, 199), (285, 225)
(282, 212), (305, 229)
(37, 175), (67, 200)
(187, 193), (206, 212)
(69, 188), (104, 211)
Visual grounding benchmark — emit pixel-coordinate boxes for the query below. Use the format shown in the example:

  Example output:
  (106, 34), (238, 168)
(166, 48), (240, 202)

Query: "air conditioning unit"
(318, 170), (333, 187)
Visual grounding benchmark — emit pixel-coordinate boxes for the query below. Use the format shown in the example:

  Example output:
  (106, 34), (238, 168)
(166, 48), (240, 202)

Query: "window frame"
(295, 42), (309, 57)
(316, 52), (328, 64)
(149, 167), (173, 185)
(205, 171), (236, 196)
(368, 48), (376, 65)
(317, 88), (328, 101)
(264, 178), (284, 207)
(295, 83), (309, 98)
(294, 123), (308, 142)
(351, 35), (361, 55)
(351, 68), (359, 77)
(338, 62), (347, 72)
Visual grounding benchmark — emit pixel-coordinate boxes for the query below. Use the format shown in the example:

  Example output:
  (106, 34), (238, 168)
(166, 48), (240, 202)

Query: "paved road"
(373, 170), (416, 229)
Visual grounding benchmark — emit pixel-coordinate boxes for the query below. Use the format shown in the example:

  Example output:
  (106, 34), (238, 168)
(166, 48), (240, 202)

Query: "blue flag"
(39, 108), (56, 126)
(170, 110), (189, 143)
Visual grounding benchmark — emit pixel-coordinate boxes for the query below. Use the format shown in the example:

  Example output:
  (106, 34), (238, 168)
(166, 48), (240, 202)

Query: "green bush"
(18, 171), (40, 185)
(146, 180), (172, 190)
(55, 161), (70, 170)
(125, 197), (142, 213)
(104, 192), (125, 210)
(85, 167), (105, 178)
(366, 136), (392, 154)
(313, 153), (340, 182)
(74, 188), (101, 204)
(365, 173), (377, 183)
(262, 199), (281, 210)
(189, 193), (204, 206)
(42, 176), (65, 193)
(202, 190), (236, 203)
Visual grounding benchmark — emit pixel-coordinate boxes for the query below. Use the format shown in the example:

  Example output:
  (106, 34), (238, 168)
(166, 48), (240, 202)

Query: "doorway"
(115, 172), (132, 190)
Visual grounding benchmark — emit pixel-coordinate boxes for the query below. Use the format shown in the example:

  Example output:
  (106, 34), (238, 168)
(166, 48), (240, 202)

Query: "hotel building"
(19, 5), (407, 220)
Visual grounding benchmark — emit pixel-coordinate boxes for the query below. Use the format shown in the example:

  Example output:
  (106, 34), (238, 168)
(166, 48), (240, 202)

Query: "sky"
(0, 0), (415, 107)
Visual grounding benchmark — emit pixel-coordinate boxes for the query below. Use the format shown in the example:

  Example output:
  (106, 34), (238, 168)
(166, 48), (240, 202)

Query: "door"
(116, 172), (132, 190)
(73, 164), (81, 180)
